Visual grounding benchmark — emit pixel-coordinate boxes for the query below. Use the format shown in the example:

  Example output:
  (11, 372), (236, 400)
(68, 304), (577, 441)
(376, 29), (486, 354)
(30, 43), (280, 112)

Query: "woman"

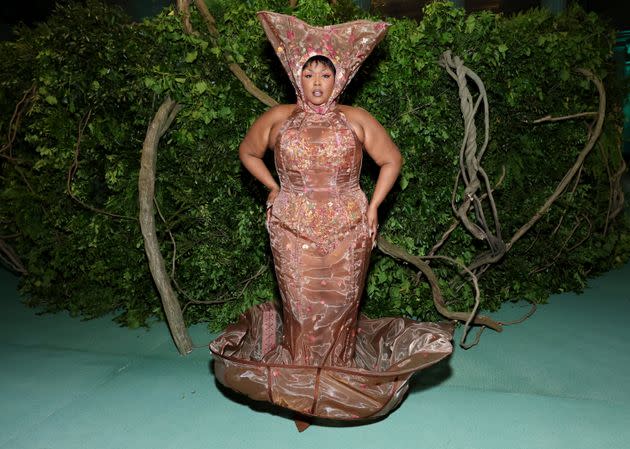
(210, 11), (453, 427)
(240, 54), (401, 246)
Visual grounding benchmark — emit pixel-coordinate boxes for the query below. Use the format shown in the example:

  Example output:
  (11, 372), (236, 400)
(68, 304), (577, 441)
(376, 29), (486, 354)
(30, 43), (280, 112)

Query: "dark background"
(373, 1), (629, 27)
(0, 0), (170, 39)
(1, 1), (629, 30)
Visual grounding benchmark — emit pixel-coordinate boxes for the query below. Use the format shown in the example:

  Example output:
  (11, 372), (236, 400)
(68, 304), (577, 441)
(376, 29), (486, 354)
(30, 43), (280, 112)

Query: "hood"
(257, 11), (389, 114)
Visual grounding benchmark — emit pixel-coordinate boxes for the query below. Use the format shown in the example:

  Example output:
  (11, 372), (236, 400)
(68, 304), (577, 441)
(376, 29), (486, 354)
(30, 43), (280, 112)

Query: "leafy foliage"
(0, 0), (627, 331)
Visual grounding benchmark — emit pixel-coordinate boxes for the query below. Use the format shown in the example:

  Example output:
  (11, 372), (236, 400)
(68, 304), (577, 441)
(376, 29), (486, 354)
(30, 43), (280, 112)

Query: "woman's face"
(300, 62), (335, 106)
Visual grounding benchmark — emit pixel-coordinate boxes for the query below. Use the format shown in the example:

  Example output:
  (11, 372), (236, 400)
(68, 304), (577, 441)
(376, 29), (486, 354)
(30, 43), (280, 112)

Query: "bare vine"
(378, 56), (615, 346)
(0, 85), (37, 161)
(66, 110), (135, 220)
(601, 134), (627, 235)
(506, 68), (606, 252)
(134, 1), (282, 354)
(176, 0), (278, 107)
(138, 96), (192, 355)
(528, 215), (592, 275)
(530, 111), (597, 123)
(0, 85), (37, 274)
(437, 62), (608, 281)
(140, 9), (620, 353)
(175, 0), (193, 35)
(439, 51), (504, 255)
(378, 237), (502, 348)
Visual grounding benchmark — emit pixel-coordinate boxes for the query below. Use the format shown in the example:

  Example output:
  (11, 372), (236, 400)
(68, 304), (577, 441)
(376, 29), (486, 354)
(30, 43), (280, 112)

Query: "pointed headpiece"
(257, 11), (389, 113)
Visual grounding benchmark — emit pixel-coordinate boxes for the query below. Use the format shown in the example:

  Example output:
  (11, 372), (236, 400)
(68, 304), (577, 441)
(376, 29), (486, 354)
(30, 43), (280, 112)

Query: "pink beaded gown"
(210, 11), (454, 421)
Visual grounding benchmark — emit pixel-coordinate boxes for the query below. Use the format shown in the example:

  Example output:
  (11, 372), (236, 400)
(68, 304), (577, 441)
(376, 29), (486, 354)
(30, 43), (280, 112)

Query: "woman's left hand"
(367, 205), (378, 248)
(266, 187), (279, 221)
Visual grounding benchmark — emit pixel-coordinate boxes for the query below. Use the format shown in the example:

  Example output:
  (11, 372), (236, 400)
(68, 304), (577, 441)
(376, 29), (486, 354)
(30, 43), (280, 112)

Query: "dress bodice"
(210, 12), (454, 424)
(271, 107), (368, 254)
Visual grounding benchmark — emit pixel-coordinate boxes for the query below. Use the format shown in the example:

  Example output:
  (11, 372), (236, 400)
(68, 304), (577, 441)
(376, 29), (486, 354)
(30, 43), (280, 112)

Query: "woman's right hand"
(367, 204), (378, 249)
(266, 187), (280, 223)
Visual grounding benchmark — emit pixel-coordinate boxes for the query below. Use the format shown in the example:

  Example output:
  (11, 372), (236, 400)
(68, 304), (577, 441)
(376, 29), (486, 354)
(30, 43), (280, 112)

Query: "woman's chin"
(306, 97), (330, 106)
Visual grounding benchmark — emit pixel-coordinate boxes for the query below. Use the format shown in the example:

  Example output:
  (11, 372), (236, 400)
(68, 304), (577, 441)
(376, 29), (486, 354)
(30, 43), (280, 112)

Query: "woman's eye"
(304, 74), (312, 78)
(323, 74), (331, 79)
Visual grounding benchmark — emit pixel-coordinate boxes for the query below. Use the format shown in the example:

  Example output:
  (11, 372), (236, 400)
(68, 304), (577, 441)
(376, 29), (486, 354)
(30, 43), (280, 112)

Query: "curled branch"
(226, 63), (278, 108)
(428, 166), (505, 259)
(530, 111), (597, 123)
(602, 139), (627, 234)
(439, 50), (505, 259)
(529, 215), (590, 275)
(175, 0), (193, 35)
(178, 0), (278, 107)
(467, 68), (606, 277)
(139, 96), (192, 355)
(507, 68), (606, 251)
(1, 84), (37, 160)
(377, 237), (503, 336)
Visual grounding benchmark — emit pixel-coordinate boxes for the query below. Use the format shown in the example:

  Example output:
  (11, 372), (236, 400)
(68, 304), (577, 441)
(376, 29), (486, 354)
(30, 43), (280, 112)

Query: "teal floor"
(1, 262), (629, 449)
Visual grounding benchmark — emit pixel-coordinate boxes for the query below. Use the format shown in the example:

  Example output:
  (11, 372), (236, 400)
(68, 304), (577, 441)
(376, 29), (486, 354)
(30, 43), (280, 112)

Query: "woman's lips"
(313, 90), (322, 97)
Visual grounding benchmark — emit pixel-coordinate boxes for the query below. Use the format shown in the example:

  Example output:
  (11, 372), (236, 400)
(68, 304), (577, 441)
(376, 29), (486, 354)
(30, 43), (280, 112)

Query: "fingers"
(370, 225), (378, 249)
(265, 207), (271, 233)
(266, 190), (278, 218)
(267, 188), (279, 205)
(367, 205), (378, 240)
(368, 218), (378, 250)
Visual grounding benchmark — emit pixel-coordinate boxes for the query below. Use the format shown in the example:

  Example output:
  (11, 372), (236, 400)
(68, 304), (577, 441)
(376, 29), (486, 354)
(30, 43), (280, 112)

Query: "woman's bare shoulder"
(266, 104), (297, 150)
(338, 104), (375, 122)
(265, 104), (297, 124)
(337, 105), (375, 142)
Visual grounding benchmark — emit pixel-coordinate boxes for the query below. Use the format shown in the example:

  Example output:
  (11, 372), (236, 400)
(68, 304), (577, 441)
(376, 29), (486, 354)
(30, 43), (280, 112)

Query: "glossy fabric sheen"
(210, 106), (454, 420)
(210, 11), (454, 421)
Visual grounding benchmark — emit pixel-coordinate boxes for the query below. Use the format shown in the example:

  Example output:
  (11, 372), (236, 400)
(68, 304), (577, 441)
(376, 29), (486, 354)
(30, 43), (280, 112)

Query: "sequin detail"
(210, 12), (454, 422)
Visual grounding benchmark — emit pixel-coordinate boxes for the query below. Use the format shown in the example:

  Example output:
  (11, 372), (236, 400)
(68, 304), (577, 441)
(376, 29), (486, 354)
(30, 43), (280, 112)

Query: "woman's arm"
(343, 106), (403, 241)
(239, 105), (294, 207)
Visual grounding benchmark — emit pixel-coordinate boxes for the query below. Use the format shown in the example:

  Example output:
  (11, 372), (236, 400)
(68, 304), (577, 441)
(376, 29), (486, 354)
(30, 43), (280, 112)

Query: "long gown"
(209, 11), (454, 421)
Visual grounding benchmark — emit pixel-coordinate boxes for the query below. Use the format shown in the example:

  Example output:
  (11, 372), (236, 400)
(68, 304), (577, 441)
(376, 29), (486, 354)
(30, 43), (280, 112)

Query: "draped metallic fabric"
(210, 11), (454, 421)
(256, 11), (389, 113)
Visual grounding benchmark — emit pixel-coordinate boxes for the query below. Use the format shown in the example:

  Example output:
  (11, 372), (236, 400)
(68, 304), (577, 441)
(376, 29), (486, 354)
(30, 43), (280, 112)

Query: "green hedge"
(0, 0), (628, 330)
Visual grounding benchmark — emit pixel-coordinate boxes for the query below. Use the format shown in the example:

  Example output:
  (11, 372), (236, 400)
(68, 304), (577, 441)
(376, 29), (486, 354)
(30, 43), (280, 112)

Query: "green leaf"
(1, 0), (625, 334)
(465, 15), (476, 34)
(185, 50), (198, 63)
(194, 81), (208, 94)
